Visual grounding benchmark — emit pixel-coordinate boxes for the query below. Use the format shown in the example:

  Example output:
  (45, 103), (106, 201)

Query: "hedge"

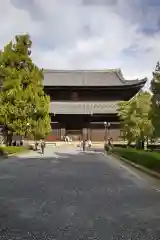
(0, 146), (28, 157)
(111, 147), (160, 173)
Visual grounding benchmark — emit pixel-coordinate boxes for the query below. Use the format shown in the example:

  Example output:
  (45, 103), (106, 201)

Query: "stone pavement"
(0, 145), (159, 239)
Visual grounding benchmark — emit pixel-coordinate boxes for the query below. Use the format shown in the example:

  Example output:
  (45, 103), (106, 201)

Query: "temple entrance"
(64, 115), (85, 141)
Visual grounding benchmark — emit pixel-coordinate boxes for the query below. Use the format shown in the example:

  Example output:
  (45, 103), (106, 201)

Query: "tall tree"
(151, 61), (160, 137)
(118, 91), (153, 147)
(0, 34), (51, 144)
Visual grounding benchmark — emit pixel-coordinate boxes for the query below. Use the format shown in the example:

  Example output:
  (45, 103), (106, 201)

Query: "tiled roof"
(43, 69), (147, 87)
(50, 101), (119, 114)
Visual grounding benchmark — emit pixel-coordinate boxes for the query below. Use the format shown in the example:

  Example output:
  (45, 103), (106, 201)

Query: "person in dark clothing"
(108, 138), (111, 146)
(82, 140), (86, 152)
(107, 137), (113, 152)
(35, 141), (39, 151)
(41, 140), (46, 154)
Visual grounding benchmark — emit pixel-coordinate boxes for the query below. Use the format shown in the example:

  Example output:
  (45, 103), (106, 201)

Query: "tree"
(151, 61), (160, 137)
(118, 100), (135, 145)
(0, 34), (51, 144)
(118, 91), (153, 148)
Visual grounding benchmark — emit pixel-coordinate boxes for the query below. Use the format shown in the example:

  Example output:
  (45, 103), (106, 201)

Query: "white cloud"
(0, 0), (160, 89)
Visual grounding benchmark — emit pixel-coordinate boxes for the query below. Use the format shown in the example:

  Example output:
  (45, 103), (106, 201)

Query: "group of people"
(35, 139), (46, 154)
(80, 139), (92, 151)
(34, 137), (113, 154)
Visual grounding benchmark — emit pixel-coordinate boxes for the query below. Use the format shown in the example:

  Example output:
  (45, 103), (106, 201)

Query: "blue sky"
(1, 0), (160, 88)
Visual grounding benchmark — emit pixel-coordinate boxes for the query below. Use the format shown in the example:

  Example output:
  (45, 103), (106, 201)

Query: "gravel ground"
(0, 146), (159, 239)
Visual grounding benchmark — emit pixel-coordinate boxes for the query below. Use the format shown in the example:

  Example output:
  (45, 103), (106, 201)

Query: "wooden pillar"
(60, 128), (66, 139)
(82, 128), (88, 140)
(87, 124), (91, 140)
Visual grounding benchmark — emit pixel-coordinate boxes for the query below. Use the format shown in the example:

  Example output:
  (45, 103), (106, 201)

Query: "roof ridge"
(43, 68), (147, 87)
(44, 68), (121, 73)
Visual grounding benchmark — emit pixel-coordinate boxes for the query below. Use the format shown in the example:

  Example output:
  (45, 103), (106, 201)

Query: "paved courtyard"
(0, 146), (160, 239)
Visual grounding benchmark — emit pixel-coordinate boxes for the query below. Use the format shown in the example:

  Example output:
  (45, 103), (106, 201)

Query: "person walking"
(82, 139), (86, 152)
(40, 139), (46, 155)
(35, 141), (39, 151)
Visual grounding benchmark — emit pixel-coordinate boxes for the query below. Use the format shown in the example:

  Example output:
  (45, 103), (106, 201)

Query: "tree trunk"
(136, 139), (141, 149)
(6, 131), (13, 146)
(141, 140), (144, 149)
(127, 140), (132, 147)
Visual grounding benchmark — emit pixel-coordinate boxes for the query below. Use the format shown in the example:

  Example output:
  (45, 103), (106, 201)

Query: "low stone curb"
(109, 152), (160, 180)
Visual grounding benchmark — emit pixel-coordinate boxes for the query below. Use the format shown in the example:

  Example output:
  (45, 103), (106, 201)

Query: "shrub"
(111, 147), (160, 173)
(0, 148), (7, 156)
(0, 146), (28, 157)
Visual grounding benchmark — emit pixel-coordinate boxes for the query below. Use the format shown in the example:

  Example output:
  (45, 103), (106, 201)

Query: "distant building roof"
(43, 69), (147, 87)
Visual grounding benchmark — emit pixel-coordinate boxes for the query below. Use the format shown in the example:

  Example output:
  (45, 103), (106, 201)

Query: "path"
(0, 146), (159, 239)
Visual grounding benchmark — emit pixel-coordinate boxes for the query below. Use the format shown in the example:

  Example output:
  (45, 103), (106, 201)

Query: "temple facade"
(43, 69), (147, 141)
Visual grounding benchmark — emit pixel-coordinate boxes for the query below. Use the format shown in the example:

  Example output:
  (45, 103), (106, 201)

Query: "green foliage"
(151, 61), (160, 137)
(151, 61), (160, 94)
(112, 147), (160, 172)
(118, 91), (153, 145)
(118, 100), (134, 143)
(0, 34), (51, 139)
(0, 146), (27, 156)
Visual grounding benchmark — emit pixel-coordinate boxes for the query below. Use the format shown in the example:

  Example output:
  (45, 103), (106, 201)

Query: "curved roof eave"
(115, 69), (147, 86)
(124, 77), (148, 87)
